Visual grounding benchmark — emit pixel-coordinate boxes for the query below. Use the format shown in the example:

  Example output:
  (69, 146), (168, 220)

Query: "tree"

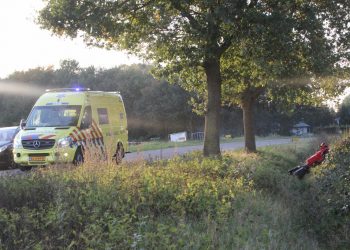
(38, 0), (239, 156)
(38, 0), (350, 156)
(221, 23), (347, 152)
(54, 59), (81, 87)
(291, 105), (335, 128)
(228, 0), (350, 151)
(339, 95), (350, 125)
(183, 1), (350, 152)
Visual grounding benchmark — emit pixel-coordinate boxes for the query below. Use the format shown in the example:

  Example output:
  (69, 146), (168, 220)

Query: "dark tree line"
(0, 62), (203, 140)
(339, 95), (350, 126)
(0, 62), (337, 140)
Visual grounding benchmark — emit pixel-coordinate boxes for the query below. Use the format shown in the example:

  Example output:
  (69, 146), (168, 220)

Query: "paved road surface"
(125, 138), (292, 162)
(1, 138), (293, 177)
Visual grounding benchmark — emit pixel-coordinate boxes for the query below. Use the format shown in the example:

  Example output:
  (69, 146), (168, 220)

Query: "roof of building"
(293, 122), (310, 128)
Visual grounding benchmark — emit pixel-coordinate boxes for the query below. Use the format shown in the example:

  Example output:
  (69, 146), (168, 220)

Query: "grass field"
(129, 135), (291, 152)
(0, 136), (348, 249)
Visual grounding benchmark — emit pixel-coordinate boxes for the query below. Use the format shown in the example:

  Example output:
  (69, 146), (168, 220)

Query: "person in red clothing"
(289, 142), (329, 179)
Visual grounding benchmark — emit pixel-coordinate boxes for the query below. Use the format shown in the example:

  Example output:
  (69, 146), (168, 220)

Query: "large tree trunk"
(242, 94), (256, 153)
(203, 59), (222, 157)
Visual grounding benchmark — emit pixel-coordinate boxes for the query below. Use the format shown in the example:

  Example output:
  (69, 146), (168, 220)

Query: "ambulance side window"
(80, 106), (92, 129)
(97, 108), (109, 125)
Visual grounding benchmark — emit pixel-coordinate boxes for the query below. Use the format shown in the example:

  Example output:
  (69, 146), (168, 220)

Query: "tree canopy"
(38, 0), (350, 155)
(219, 11), (349, 152)
(39, 0), (246, 156)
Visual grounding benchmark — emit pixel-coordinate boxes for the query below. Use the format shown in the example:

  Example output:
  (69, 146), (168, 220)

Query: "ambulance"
(13, 88), (128, 169)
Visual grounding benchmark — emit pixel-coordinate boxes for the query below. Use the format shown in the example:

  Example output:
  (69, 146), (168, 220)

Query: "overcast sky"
(0, 0), (141, 78)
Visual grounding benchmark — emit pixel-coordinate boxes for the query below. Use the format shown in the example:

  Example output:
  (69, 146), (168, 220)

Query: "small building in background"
(291, 122), (311, 135)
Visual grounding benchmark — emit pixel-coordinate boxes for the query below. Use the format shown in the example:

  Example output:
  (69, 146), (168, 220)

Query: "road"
(0, 138), (293, 177)
(124, 138), (293, 162)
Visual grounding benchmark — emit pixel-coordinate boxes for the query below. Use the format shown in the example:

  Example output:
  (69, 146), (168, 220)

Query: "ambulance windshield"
(26, 105), (82, 127)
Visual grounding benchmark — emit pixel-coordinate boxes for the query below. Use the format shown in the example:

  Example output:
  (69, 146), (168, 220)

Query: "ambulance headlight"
(13, 136), (22, 149)
(58, 137), (73, 148)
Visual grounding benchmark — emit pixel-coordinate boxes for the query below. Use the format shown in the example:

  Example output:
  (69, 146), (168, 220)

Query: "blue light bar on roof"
(46, 88), (91, 92)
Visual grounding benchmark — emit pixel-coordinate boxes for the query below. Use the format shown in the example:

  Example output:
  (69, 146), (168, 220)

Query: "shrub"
(305, 136), (350, 248)
(0, 156), (254, 249)
(0, 142), (344, 249)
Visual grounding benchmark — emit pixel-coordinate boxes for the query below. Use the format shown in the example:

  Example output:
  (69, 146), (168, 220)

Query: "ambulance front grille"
(22, 139), (56, 150)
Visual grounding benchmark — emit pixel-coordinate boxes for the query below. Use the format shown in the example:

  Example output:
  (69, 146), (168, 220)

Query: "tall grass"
(0, 140), (347, 249)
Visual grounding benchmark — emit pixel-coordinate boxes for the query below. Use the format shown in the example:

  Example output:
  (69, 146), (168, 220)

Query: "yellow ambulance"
(13, 88), (128, 169)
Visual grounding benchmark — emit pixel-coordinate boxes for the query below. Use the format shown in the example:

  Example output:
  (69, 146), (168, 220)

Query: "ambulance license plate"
(29, 156), (46, 162)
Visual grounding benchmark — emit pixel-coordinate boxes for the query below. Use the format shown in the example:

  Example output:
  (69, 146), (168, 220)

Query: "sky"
(0, 0), (348, 107)
(0, 0), (141, 79)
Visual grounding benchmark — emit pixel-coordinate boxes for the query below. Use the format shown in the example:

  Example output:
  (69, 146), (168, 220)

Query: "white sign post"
(169, 132), (187, 142)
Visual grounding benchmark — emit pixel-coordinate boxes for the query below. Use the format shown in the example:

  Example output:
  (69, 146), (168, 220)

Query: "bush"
(304, 136), (350, 249)
(0, 142), (345, 249)
(0, 156), (253, 249)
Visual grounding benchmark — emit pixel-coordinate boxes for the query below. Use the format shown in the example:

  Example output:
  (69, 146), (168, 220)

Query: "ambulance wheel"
(73, 148), (84, 166)
(115, 143), (124, 165)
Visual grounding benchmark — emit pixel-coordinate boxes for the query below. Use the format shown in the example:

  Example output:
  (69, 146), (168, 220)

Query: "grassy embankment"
(0, 136), (349, 249)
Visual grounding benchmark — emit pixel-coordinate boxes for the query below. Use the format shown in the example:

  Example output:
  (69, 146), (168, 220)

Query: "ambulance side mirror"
(20, 119), (26, 129)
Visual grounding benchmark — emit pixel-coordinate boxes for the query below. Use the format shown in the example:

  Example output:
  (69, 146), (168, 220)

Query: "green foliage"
(290, 105), (336, 128)
(1, 135), (350, 248)
(4, 142), (349, 249)
(220, 2), (348, 151)
(0, 145), (314, 249)
(302, 136), (350, 248)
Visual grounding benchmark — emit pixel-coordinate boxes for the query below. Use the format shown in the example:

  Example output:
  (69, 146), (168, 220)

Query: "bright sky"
(0, 0), (141, 79)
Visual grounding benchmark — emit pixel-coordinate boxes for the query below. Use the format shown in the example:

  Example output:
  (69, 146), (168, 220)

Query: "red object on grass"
(306, 144), (329, 167)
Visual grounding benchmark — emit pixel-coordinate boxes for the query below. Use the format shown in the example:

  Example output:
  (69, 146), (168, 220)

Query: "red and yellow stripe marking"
(73, 128), (84, 141)
(92, 120), (103, 138)
(40, 134), (56, 140)
(22, 134), (56, 140)
(69, 132), (78, 142)
(69, 120), (104, 142)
